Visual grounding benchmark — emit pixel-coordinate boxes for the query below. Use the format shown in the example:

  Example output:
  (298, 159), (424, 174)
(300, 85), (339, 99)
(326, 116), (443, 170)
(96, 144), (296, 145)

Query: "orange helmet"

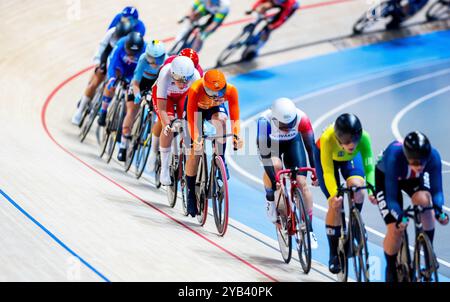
(203, 69), (227, 98)
(179, 48), (199, 68)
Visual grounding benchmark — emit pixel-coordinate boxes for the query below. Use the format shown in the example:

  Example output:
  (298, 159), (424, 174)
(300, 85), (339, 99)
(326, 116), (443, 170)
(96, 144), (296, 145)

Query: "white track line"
(227, 68), (450, 269)
(391, 85), (450, 213)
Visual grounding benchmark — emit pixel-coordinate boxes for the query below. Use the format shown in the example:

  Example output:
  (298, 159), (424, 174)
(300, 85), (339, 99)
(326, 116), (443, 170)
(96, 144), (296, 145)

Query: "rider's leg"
(384, 223), (403, 282)
(412, 190), (435, 243)
(314, 146), (342, 272)
(262, 157), (283, 223)
(185, 143), (200, 217)
(148, 119), (162, 172)
(342, 153), (366, 213)
(72, 67), (105, 125)
(159, 98), (176, 185)
(98, 79), (115, 126)
(209, 110), (229, 176)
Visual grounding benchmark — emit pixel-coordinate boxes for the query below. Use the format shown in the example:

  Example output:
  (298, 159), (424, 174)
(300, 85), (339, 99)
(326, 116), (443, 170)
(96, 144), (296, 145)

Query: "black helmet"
(403, 131), (431, 162)
(114, 20), (132, 39)
(125, 32), (144, 54)
(334, 113), (363, 144)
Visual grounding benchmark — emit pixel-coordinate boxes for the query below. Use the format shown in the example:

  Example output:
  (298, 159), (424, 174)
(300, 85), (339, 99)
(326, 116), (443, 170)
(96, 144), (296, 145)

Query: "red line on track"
(161, 0), (355, 42)
(41, 67), (278, 282)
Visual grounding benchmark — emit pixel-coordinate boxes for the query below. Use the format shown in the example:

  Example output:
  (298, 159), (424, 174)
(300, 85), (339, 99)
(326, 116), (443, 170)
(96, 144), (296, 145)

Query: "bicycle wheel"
(350, 208), (370, 282)
(169, 28), (194, 55)
(99, 98), (118, 158)
(414, 232), (439, 282)
(167, 153), (179, 208)
(396, 231), (412, 282)
(426, 0), (450, 21)
(134, 110), (153, 179)
(105, 96), (125, 163)
(216, 24), (255, 67)
(180, 153), (188, 216)
(124, 109), (142, 172)
(211, 155), (229, 236)
(337, 234), (349, 282)
(293, 188), (312, 273)
(154, 151), (161, 189)
(80, 96), (101, 143)
(352, 1), (392, 34)
(196, 154), (208, 226)
(276, 216), (292, 263)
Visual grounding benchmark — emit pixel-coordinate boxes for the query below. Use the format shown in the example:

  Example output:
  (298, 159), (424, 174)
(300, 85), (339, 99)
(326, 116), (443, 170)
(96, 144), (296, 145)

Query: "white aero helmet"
(271, 97), (298, 129)
(170, 56), (195, 83)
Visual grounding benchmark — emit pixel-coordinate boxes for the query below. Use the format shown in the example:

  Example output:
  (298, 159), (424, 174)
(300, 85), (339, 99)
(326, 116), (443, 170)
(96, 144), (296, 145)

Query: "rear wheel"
(352, 1), (392, 34)
(337, 235), (349, 282)
(414, 232), (439, 282)
(211, 156), (229, 236)
(154, 151), (161, 189)
(350, 209), (370, 282)
(293, 188), (311, 273)
(180, 152), (188, 216)
(276, 214), (292, 264)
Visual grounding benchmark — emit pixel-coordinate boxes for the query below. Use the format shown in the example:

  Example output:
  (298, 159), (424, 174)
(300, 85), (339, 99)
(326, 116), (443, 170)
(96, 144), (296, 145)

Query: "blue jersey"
(377, 141), (444, 214)
(132, 53), (166, 83)
(107, 37), (146, 82)
(108, 14), (146, 37)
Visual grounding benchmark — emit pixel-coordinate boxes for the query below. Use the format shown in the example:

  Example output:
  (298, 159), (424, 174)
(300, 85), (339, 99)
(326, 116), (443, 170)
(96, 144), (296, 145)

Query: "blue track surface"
(227, 29), (450, 282)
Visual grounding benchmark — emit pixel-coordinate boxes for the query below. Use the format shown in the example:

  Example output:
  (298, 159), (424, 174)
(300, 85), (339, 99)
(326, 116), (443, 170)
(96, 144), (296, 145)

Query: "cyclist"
(71, 20), (132, 125)
(314, 113), (376, 274)
(256, 98), (319, 248)
(375, 131), (449, 282)
(108, 6), (146, 37)
(385, 0), (429, 29)
(97, 32), (146, 127)
(185, 69), (244, 217)
(243, 0), (299, 60)
(147, 49), (204, 172)
(116, 40), (167, 162)
(174, 0), (231, 52)
(153, 56), (201, 185)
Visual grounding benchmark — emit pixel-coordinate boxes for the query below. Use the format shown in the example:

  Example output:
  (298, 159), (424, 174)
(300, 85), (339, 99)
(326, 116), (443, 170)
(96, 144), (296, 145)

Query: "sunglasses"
(172, 73), (193, 84)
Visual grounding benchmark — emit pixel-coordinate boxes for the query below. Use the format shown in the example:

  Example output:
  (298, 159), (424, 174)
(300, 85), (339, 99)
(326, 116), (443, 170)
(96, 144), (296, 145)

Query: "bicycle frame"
(275, 167), (317, 236)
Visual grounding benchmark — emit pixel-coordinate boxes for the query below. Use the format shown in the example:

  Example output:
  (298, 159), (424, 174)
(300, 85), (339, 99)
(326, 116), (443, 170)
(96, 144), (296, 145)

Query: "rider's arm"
(132, 55), (145, 84)
(268, 1), (299, 30)
(257, 116), (277, 190)
(94, 28), (115, 65)
(298, 114), (316, 169)
(384, 150), (403, 219)
(187, 85), (201, 143)
(226, 85), (241, 138)
(252, 0), (267, 11)
(108, 13), (122, 30)
(320, 130), (339, 199)
(155, 68), (171, 127)
(428, 149), (445, 210)
(135, 20), (147, 37)
(106, 42), (123, 79)
(359, 131), (376, 191)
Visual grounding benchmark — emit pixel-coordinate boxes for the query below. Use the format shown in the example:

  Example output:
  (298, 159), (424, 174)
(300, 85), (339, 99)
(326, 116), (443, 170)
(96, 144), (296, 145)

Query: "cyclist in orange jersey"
(184, 69), (244, 217)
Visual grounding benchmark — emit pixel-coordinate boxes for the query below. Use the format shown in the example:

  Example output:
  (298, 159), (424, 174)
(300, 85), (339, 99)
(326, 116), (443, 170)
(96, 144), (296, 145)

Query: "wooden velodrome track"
(0, 0), (437, 281)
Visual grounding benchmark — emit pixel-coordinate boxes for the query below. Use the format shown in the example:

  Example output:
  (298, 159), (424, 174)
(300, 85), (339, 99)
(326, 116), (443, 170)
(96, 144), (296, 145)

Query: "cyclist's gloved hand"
(329, 195), (343, 209)
(233, 135), (244, 151)
(99, 62), (107, 73)
(245, 9), (253, 15)
(107, 77), (117, 90)
(435, 207), (449, 225)
(311, 170), (319, 187)
(395, 212), (409, 230)
(193, 138), (203, 153)
(134, 92), (142, 105)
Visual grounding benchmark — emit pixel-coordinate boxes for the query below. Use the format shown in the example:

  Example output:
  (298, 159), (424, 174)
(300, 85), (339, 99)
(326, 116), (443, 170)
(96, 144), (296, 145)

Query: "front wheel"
(196, 154), (208, 226)
(167, 153), (179, 208)
(211, 156), (229, 236)
(216, 25), (254, 67)
(396, 231), (412, 282)
(350, 208), (370, 282)
(293, 188), (312, 274)
(414, 232), (439, 282)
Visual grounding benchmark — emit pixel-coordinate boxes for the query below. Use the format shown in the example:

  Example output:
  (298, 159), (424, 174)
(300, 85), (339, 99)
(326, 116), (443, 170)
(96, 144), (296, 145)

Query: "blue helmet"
(145, 40), (166, 65)
(122, 6), (139, 20)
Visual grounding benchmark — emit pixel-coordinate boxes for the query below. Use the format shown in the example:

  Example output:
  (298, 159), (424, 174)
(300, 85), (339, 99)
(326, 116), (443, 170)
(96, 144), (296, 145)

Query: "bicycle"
(124, 90), (155, 174)
(99, 79), (128, 163)
(335, 184), (374, 282)
(396, 205), (445, 282)
(194, 126), (235, 236)
(169, 14), (214, 55)
(274, 167), (316, 274)
(353, 0), (414, 34)
(79, 80), (106, 143)
(166, 119), (188, 215)
(426, 0), (450, 21)
(216, 12), (271, 66)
